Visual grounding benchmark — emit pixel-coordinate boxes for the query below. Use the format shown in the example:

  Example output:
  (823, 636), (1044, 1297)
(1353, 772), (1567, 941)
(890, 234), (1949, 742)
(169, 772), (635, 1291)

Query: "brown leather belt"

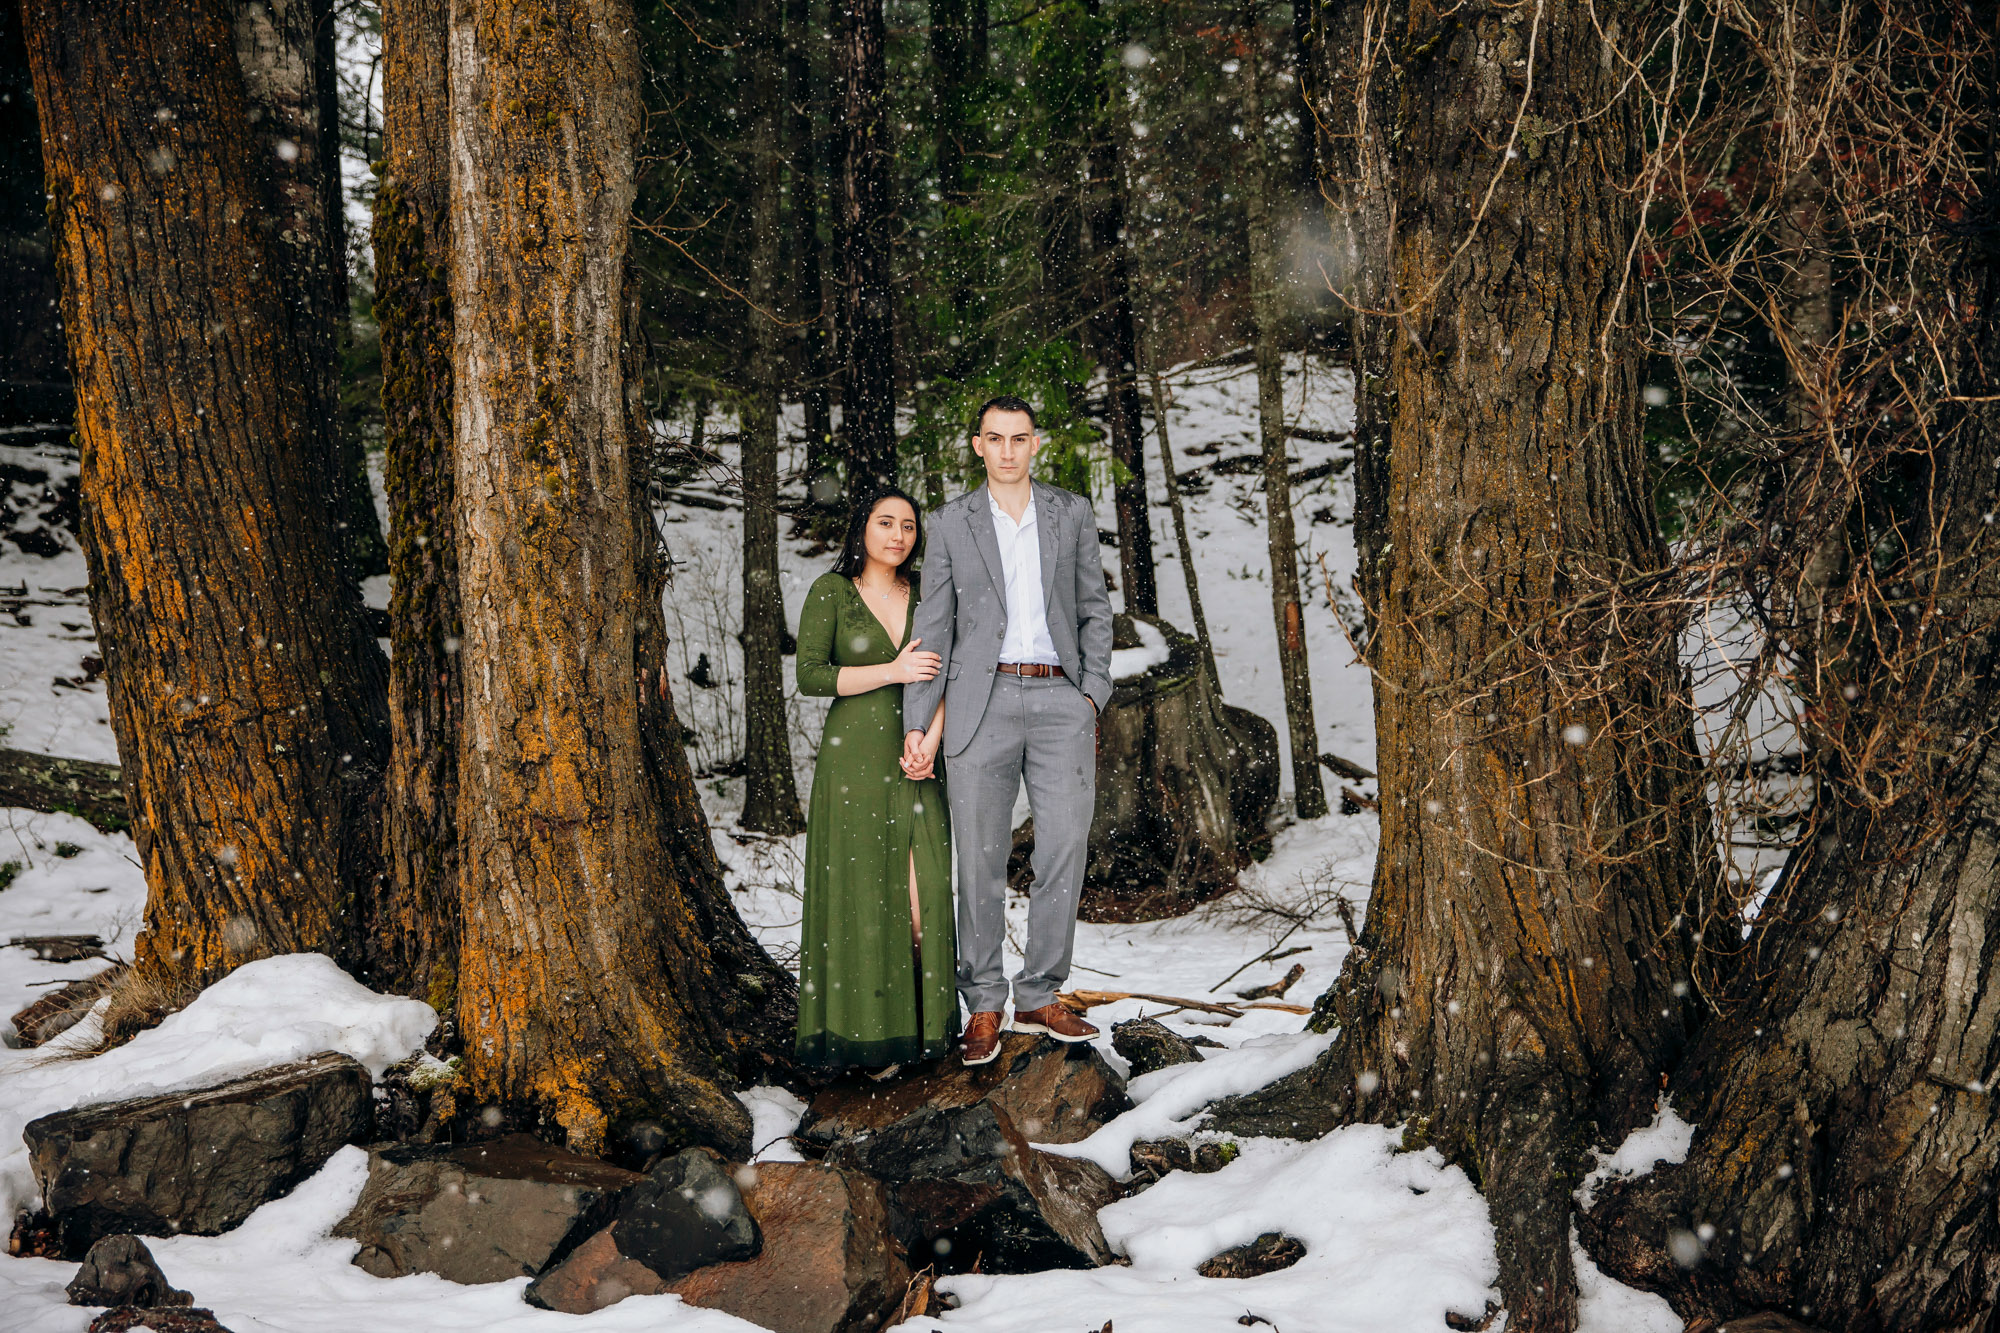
(997, 662), (1065, 678)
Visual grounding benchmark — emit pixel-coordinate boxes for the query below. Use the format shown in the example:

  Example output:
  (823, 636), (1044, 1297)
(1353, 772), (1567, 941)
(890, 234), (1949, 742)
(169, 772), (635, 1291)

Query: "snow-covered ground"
(0, 360), (1688, 1332)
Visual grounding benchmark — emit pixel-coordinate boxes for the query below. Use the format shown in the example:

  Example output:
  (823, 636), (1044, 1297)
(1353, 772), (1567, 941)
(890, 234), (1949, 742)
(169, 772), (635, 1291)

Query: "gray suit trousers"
(947, 673), (1097, 1014)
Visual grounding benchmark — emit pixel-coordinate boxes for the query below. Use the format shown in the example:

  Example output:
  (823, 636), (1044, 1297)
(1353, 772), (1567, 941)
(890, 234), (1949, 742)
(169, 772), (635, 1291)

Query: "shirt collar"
(988, 489), (1036, 529)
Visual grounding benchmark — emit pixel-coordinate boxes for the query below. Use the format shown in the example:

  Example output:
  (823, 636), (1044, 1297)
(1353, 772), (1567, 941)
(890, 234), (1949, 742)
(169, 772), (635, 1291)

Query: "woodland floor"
(0, 362), (1690, 1332)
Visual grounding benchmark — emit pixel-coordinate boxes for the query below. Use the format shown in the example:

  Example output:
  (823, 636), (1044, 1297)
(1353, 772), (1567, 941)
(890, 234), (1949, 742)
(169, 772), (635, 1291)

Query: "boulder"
(519, 1228), (667, 1313)
(66, 1234), (192, 1308)
(1110, 1017), (1207, 1078)
(87, 1309), (234, 1333)
(334, 1134), (645, 1284)
(830, 1100), (1119, 1273)
(520, 1149), (758, 1308)
(26, 1053), (372, 1256)
(797, 1033), (1128, 1150)
(606, 1148), (760, 1281)
(664, 1163), (910, 1333)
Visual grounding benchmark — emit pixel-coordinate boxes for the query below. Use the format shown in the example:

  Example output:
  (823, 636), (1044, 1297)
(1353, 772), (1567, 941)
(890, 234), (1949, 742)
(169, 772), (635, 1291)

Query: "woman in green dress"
(794, 488), (957, 1070)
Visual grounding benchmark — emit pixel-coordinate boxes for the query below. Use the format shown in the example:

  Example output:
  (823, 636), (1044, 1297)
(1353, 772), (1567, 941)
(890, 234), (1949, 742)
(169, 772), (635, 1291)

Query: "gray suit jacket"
(902, 481), (1115, 757)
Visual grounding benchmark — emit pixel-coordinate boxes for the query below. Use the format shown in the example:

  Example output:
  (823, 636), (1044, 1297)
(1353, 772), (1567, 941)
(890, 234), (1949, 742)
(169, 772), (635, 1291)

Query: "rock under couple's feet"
(959, 1004), (1101, 1066)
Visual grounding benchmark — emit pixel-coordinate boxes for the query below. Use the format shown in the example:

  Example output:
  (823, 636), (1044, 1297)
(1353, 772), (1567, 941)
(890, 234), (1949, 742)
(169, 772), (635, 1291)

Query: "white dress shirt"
(989, 492), (1062, 666)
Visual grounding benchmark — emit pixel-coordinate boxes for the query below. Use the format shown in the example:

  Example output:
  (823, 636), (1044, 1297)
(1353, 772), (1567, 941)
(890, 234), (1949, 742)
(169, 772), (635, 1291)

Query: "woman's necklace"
(855, 574), (907, 632)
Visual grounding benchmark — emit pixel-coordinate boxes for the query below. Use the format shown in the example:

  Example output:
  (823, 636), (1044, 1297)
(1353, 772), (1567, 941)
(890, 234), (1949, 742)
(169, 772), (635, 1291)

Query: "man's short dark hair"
(973, 395), (1037, 436)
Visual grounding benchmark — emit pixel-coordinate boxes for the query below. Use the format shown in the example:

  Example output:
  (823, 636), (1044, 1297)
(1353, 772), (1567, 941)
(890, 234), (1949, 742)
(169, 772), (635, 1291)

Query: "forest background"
(0, 3), (1997, 1333)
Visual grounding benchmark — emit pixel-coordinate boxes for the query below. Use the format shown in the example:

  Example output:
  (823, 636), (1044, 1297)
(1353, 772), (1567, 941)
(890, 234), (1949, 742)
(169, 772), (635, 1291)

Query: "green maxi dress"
(794, 571), (956, 1068)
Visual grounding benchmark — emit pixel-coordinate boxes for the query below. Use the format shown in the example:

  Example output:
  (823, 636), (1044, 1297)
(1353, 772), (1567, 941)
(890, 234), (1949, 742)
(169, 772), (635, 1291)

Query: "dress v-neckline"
(851, 577), (910, 651)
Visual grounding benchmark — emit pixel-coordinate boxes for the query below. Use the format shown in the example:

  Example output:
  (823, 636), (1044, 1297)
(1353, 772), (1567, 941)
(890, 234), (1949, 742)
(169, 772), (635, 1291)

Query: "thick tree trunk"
(446, 0), (757, 1157)
(374, 0), (461, 1002)
(232, 0), (385, 588)
(836, 0), (895, 501)
(739, 0), (806, 837)
(786, 0), (834, 482)
(1216, 5), (1711, 1328)
(1084, 0), (1156, 617)
(1584, 399), (2000, 1333)
(23, 0), (392, 990)
(1238, 14), (1327, 820)
(1580, 91), (2000, 1333)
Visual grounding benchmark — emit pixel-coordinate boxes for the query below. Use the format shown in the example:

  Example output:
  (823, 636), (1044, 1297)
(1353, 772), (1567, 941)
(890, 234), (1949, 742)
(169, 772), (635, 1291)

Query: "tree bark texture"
(1083, 0), (1156, 617)
(1218, 5), (1711, 1328)
(22, 0), (392, 990)
(739, 0), (806, 836)
(1239, 14), (1327, 820)
(1580, 142), (2000, 1333)
(232, 0), (385, 588)
(445, 0), (755, 1156)
(786, 0), (833, 471)
(374, 0), (461, 1001)
(836, 0), (895, 501)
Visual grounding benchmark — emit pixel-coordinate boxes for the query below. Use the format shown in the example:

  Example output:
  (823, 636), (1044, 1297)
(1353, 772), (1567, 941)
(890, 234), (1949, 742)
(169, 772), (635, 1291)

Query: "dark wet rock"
(521, 1148), (759, 1309)
(831, 1100), (1119, 1273)
(1717, 1317), (1830, 1333)
(27, 1053), (372, 1256)
(88, 1308), (234, 1333)
(1195, 1231), (1306, 1278)
(1111, 1017), (1207, 1079)
(798, 1032), (1128, 1149)
(9, 963), (124, 1047)
(665, 1162), (910, 1333)
(608, 1148), (760, 1281)
(335, 1134), (644, 1284)
(66, 1234), (192, 1308)
(521, 1228), (667, 1313)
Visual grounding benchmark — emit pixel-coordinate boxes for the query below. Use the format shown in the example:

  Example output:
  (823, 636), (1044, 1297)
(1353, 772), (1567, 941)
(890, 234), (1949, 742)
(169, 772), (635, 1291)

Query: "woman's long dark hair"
(832, 486), (924, 580)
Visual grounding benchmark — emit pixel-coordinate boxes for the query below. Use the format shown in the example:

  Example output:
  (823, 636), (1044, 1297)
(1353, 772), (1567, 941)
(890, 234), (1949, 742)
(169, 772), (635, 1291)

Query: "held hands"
(887, 636), (942, 686)
(901, 727), (942, 781)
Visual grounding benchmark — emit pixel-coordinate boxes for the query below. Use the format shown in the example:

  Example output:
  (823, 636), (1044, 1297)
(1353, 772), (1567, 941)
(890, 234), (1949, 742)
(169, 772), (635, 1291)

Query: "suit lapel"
(1034, 480), (1061, 612)
(967, 484), (1006, 597)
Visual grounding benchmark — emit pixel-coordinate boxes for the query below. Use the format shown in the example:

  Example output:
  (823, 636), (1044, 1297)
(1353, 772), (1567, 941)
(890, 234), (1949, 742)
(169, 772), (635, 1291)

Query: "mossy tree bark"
(373, 0), (461, 1002)
(22, 0), (392, 989)
(1217, 4), (1711, 1327)
(445, 0), (770, 1156)
(1238, 8), (1326, 820)
(739, 0), (806, 837)
(835, 0), (895, 502)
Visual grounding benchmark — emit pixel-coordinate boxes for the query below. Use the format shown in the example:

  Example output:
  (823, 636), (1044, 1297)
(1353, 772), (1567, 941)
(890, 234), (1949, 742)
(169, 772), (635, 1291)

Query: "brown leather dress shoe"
(1011, 1002), (1099, 1043)
(960, 1010), (1004, 1066)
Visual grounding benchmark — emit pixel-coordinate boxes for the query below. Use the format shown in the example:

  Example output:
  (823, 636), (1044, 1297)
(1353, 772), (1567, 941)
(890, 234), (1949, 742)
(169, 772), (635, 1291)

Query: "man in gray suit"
(900, 395), (1115, 1065)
